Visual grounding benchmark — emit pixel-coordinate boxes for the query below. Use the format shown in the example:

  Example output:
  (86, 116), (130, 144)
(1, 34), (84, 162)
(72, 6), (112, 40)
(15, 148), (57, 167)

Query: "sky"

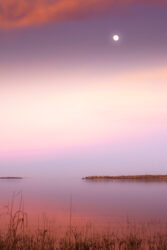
(0, 0), (167, 177)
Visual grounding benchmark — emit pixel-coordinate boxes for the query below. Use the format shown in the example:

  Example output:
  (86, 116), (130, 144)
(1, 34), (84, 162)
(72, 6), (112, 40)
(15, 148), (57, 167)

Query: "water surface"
(0, 177), (167, 229)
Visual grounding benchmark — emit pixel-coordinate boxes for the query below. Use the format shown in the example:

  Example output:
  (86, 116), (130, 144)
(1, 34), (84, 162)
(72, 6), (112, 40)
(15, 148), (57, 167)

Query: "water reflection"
(0, 177), (167, 228)
(82, 179), (167, 183)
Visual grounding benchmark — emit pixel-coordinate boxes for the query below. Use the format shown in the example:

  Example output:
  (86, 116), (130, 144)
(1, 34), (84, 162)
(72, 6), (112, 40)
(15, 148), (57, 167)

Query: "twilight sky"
(0, 0), (167, 177)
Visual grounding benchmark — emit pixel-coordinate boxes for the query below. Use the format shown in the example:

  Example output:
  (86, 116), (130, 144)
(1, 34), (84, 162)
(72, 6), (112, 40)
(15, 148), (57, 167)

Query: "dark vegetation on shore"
(82, 175), (167, 182)
(0, 177), (23, 180)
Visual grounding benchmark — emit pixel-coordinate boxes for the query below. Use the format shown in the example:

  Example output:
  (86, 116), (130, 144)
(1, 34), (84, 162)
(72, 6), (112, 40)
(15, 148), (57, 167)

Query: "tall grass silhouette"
(0, 193), (167, 249)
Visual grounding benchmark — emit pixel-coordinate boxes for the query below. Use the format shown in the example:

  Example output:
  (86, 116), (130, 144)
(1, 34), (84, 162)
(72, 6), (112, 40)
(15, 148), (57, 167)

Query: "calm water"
(0, 177), (167, 229)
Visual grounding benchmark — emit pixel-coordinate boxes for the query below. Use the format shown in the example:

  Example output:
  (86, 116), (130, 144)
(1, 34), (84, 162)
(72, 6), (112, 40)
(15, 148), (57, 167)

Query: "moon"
(113, 35), (119, 42)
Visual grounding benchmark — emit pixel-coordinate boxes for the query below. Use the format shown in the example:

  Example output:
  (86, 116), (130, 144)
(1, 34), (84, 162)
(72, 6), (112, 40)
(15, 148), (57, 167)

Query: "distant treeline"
(82, 175), (167, 181)
(0, 177), (23, 179)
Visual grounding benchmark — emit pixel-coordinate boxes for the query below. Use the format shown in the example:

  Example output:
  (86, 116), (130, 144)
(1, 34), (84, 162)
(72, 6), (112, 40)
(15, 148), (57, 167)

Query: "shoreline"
(0, 177), (23, 179)
(82, 175), (167, 181)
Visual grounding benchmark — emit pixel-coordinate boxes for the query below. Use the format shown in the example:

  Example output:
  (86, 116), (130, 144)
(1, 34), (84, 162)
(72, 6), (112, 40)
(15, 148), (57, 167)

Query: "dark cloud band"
(0, 0), (166, 28)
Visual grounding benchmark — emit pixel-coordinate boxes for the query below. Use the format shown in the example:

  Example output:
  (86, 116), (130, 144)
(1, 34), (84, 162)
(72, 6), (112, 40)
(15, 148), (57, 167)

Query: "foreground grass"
(1, 224), (167, 249)
(1, 208), (167, 249)
(1, 194), (167, 249)
(82, 175), (167, 182)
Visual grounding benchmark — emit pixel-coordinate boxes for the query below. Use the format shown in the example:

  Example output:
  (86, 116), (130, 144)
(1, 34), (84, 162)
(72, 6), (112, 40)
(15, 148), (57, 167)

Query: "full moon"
(113, 35), (119, 42)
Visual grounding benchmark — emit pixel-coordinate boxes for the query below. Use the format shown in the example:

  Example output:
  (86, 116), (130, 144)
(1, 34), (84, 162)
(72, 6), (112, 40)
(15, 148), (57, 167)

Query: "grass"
(1, 218), (167, 249)
(82, 175), (167, 182)
(0, 194), (167, 249)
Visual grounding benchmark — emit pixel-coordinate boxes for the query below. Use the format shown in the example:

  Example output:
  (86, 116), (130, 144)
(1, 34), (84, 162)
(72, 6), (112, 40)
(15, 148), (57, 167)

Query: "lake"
(0, 177), (167, 230)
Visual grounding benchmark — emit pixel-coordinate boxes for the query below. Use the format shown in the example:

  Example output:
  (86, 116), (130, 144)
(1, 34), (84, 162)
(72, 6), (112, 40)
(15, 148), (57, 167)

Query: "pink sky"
(0, 65), (167, 161)
(0, 1), (167, 176)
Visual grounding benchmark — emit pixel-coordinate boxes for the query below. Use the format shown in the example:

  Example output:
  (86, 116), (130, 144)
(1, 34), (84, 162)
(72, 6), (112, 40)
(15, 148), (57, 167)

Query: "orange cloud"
(0, 0), (166, 28)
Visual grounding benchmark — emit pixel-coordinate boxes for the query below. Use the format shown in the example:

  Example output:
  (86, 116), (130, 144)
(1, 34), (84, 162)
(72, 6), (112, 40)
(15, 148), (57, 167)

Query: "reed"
(0, 221), (167, 249)
(0, 194), (167, 249)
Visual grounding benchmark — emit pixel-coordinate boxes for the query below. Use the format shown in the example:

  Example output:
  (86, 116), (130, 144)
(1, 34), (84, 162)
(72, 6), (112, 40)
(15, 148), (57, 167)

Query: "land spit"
(0, 177), (23, 179)
(82, 175), (167, 182)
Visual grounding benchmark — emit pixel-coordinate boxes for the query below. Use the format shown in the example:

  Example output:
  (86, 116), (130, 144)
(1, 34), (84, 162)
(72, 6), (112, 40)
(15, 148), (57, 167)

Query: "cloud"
(0, 0), (166, 28)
